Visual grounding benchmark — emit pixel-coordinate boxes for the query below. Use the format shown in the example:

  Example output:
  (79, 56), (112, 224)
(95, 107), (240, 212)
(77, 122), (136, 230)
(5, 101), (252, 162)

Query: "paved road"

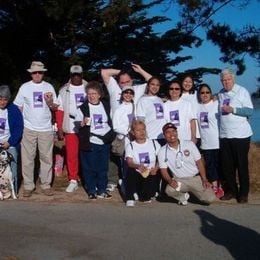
(1, 199), (260, 260)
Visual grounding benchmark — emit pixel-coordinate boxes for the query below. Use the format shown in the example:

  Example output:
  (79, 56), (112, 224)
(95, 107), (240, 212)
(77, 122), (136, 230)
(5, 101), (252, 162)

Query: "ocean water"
(251, 108), (260, 142)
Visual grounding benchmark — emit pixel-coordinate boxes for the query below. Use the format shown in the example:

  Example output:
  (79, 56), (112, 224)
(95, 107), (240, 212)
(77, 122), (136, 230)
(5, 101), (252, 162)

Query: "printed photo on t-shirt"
(93, 114), (103, 129)
(127, 113), (135, 125)
(139, 152), (150, 165)
(33, 92), (43, 108)
(75, 93), (84, 107)
(200, 112), (209, 128)
(154, 103), (164, 119)
(170, 110), (180, 126)
(0, 118), (6, 133)
(222, 98), (230, 115)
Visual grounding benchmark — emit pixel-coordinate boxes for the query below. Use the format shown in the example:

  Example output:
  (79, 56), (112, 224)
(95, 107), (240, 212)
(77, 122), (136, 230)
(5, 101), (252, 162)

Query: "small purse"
(111, 136), (125, 156)
(112, 102), (134, 156)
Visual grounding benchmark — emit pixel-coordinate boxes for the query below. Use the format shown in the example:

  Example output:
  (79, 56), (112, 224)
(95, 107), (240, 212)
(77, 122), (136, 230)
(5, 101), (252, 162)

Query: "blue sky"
(146, 0), (260, 94)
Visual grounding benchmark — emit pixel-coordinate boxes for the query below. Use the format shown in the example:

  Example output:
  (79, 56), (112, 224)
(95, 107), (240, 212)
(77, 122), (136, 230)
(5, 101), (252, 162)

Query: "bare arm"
(131, 64), (152, 81)
(190, 119), (197, 144)
(101, 68), (121, 86)
(126, 157), (147, 173)
(160, 168), (178, 189)
(196, 159), (211, 189)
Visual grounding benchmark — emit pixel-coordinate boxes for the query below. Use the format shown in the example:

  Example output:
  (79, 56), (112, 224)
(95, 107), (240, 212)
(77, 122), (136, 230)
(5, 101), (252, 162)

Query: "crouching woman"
(125, 120), (160, 207)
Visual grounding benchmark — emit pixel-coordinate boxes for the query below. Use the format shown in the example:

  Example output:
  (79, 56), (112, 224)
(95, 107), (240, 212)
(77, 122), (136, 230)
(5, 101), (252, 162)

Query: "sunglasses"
(32, 71), (44, 75)
(169, 87), (181, 91)
(123, 91), (134, 95)
(200, 91), (210, 94)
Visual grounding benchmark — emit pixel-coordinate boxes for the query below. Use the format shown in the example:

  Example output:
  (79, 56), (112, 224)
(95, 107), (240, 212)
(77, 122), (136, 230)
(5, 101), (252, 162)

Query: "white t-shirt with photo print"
(14, 80), (57, 131)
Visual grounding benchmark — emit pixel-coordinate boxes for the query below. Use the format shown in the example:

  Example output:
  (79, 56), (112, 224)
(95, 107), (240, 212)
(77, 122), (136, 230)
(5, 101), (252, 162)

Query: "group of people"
(0, 60), (253, 206)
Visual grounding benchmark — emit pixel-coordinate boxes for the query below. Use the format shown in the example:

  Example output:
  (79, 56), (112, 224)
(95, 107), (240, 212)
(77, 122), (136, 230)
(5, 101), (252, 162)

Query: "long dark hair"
(181, 74), (196, 94)
(145, 76), (161, 94)
(197, 83), (212, 103)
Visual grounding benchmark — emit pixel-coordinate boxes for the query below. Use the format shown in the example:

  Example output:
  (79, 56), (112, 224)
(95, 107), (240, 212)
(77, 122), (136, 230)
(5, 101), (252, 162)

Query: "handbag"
(112, 102), (135, 156)
(111, 136), (125, 156)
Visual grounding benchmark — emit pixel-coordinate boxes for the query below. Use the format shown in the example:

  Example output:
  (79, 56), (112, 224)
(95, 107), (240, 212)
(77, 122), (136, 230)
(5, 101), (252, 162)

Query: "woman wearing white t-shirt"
(125, 120), (160, 207)
(181, 75), (200, 143)
(136, 77), (165, 145)
(197, 84), (224, 198)
(164, 80), (196, 142)
(112, 85), (135, 189)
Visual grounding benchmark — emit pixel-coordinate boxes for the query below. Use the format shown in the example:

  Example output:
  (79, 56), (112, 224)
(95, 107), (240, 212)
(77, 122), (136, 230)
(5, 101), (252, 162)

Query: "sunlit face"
(87, 88), (101, 104)
(169, 82), (181, 101)
(132, 123), (146, 141)
(0, 97), (8, 109)
(118, 74), (133, 88)
(122, 90), (134, 103)
(199, 86), (211, 104)
(221, 74), (235, 92)
(71, 73), (83, 86)
(164, 128), (178, 146)
(31, 71), (44, 83)
(147, 78), (160, 96)
(182, 76), (193, 92)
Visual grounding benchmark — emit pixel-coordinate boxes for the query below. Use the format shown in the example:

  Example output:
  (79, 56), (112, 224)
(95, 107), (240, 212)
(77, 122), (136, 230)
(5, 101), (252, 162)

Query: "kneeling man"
(158, 123), (215, 205)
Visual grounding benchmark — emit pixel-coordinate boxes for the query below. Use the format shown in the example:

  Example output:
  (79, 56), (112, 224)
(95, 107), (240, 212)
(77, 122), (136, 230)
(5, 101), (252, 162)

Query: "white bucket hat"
(27, 61), (47, 73)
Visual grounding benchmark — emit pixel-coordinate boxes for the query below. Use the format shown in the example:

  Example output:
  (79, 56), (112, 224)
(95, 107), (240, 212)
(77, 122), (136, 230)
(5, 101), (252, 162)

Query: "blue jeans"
(80, 143), (110, 195)
(201, 149), (220, 183)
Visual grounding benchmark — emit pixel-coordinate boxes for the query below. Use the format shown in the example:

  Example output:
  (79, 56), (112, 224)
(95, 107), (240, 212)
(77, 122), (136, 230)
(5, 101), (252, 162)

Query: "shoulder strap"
(79, 101), (90, 117)
(152, 139), (156, 152)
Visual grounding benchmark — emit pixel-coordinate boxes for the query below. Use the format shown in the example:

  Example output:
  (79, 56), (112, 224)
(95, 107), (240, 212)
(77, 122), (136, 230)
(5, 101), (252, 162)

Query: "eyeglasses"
(169, 87), (181, 91)
(123, 91), (134, 95)
(200, 91), (210, 94)
(32, 71), (44, 75)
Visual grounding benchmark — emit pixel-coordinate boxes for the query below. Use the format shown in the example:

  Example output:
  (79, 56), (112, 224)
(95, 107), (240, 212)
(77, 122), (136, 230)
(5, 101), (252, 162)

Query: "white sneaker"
(107, 183), (117, 192)
(178, 192), (190, 206)
(118, 179), (123, 186)
(126, 200), (135, 207)
(133, 193), (139, 201)
(66, 180), (78, 193)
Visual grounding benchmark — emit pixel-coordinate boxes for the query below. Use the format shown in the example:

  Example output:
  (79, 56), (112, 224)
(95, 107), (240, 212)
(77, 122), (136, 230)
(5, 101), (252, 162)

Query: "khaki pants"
(21, 128), (54, 190)
(166, 175), (215, 204)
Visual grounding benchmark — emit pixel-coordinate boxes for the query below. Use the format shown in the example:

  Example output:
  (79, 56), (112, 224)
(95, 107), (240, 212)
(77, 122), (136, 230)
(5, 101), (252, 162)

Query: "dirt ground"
(13, 142), (260, 204)
(15, 162), (260, 205)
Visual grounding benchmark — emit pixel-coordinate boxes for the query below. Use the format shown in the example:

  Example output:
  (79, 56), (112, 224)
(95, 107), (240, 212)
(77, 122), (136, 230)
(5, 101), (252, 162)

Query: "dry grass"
(249, 142), (260, 193)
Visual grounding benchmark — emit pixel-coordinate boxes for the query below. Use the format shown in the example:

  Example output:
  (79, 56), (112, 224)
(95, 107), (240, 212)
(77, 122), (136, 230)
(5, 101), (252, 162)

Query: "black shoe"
(88, 194), (97, 200)
(220, 193), (236, 201)
(237, 196), (248, 204)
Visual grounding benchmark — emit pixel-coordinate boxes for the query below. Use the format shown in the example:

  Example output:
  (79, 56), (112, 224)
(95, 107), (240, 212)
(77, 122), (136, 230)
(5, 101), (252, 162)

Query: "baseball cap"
(122, 85), (135, 93)
(162, 123), (177, 134)
(70, 65), (83, 74)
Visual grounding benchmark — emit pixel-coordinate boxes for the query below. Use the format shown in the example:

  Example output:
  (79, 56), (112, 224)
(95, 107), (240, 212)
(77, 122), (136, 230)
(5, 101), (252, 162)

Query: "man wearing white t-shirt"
(55, 65), (88, 193)
(218, 68), (253, 203)
(158, 123), (215, 205)
(101, 63), (152, 116)
(14, 61), (57, 197)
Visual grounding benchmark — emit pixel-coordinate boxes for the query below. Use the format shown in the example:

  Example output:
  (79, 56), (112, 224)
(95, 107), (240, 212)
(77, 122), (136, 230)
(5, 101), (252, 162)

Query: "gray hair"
(220, 68), (235, 80)
(0, 85), (11, 100)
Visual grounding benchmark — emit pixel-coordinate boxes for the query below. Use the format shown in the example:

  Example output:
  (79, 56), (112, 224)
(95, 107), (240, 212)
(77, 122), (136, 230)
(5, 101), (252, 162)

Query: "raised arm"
(131, 64), (152, 81)
(101, 68), (121, 86)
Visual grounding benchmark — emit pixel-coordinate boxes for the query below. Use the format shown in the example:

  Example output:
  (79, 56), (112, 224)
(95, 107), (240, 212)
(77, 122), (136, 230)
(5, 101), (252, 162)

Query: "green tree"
(0, 0), (258, 93)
